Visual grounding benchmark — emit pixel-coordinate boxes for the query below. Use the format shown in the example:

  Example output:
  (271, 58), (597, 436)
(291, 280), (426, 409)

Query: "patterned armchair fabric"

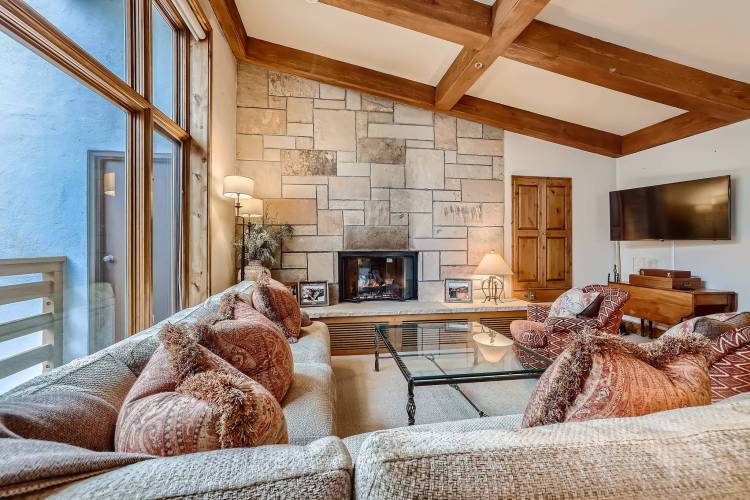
(511, 285), (630, 360)
(707, 326), (750, 402)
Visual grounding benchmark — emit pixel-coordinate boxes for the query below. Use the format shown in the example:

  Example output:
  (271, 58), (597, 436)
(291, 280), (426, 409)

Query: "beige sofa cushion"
(291, 321), (332, 365)
(283, 363), (336, 445)
(355, 396), (750, 499)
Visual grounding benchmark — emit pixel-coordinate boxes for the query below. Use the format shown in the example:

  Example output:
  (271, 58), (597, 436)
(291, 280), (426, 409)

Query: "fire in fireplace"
(338, 252), (418, 302)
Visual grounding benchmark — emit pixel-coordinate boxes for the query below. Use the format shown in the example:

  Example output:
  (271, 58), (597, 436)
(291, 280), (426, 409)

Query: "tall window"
(152, 1), (177, 119)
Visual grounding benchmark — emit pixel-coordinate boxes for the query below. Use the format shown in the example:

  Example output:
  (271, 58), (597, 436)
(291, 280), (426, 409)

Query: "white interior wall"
(503, 133), (617, 291)
(615, 120), (750, 310)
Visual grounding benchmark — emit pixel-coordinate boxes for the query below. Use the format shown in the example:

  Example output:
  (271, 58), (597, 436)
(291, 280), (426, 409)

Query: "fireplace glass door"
(339, 252), (418, 302)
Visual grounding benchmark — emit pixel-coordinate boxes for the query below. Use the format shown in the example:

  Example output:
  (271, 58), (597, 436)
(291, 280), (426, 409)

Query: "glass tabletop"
(376, 321), (551, 380)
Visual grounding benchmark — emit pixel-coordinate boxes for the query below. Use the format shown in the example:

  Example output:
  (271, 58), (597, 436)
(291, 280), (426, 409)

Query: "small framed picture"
(284, 281), (300, 303)
(299, 281), (329, 307)
(445, 279), (473, 303)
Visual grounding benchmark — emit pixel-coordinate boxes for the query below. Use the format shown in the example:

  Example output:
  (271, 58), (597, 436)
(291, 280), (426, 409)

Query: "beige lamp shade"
(223, 175), (254, 199)
(474, 250), (512, 276)
(240, 198), (263, 219)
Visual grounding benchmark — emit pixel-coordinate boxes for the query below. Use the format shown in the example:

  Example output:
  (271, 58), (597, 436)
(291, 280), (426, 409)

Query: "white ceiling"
(237, 0), (750, 135)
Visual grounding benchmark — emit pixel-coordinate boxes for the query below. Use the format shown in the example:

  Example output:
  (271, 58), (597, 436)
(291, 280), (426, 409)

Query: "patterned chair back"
(582, 284), (630, 333)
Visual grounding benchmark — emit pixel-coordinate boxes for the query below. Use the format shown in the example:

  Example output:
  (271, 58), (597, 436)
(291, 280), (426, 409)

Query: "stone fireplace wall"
(236, 62), (505, 301)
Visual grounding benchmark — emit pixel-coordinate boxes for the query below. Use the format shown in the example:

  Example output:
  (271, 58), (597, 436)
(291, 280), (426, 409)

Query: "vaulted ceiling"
(210, 0), (750, 157)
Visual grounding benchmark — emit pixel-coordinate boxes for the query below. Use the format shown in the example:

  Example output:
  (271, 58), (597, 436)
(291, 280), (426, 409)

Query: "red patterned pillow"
(198, 293), (294, 402)
(523, 328), (712, 427)
(252, 273), (302, 342)
(115, 324), (287, 456)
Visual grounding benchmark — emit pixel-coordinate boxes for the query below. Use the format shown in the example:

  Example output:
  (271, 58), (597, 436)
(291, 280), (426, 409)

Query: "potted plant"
(237, 223), (294, 281)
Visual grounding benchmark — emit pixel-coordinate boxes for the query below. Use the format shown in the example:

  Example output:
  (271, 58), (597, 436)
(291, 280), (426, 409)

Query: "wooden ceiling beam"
(208, 0), (247, 59)
(621, 112), (734, 156)
(318, 0), (492, 49)
(245, 37), (622, 157)
(435, 0), (550, 110)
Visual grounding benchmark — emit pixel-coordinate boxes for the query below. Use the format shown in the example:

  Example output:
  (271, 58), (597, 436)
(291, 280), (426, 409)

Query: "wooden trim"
(435, 0), (550, 110)
(245, 37), (622, 157)
(506, 21), (750, 122)
(319, 0), (492, 50)
(207, 0), (247, 59)
(621, 112), (735, 156)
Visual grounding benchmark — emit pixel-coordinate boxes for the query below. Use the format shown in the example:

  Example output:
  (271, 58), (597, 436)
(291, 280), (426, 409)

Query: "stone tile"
(329, 177), (370, 200)
(269, 72), (318, 97)
(282, 253), (307, 269)
(493, 157), (504, 180)
(369, 123), (434, 141)
(337, 162), (370, 177)
(418, 281), (444, 302)
(237, 108), (285, 135)
(314, 110), (356, 151)
(361, 94), (393, 112)
(445, 178), (461, 190)
(421, 251), (440, 281)
(292, 225), (317, 236)
(409, 213), (432, 238)
(284, 235), (343, 252)
(371, 164), (405, 188)
(433, 190), (461, 201)
(264, 199), (317, 225)
(287, 123), (313, 137)
(445, 150), (457, 163)
(445, 163), (492, 179)
(287, 97), (313, 123)
(441, 265), (477, 279)
(346, 90), (361, 110)
(368, 112), (393, 124)
(307, 252), (335, 282)
(337, 151), (356, 162)
(237, 161), (281, 198)
(320, 83), (346, 100)
(296, 137), (314, 149)
(371, 188), (390, 200)
(317, 210), (343, 235)
(264, 149), (281, 161)
(316, 185), (328, 210)
(314, 99), (346, 110)
(435, 115), (457, 150)
(433, 202), (502, 227)
(269, 96), (286, 109)
(343, 210), (365, 225)
(406, 140), (434, 149)
(356, 111), (368, 139)
(394, 104), (433, 125)
(271, 269), (307, 282)
(405, 149), (444, 189)
(344, 226), (408, 250)
(237, 134), (263, 160)
(483, 125), (504, 140)
(237, 63), (268, 107)
(390, 189), (432, 213)
(357, 138), (405, 164)
(282, 175), (328, 185)
(457, 119), (483, 138)
(458, 154), (492, 165)
(264, 135), (295, 149)
(281, 150), (336, 176)
(329, 200), (364, 210)
(390, 212), (408, 225)
(461, 179), (503, 203)
(409, 238), (467, 251)
(434, 226), (467, 238)
(365, 200), (389, 226)
(441, 251), (467, 265)
(282, 184), (317, 198)
(468, 227), (503, 265)
(457, 138), (503, 156)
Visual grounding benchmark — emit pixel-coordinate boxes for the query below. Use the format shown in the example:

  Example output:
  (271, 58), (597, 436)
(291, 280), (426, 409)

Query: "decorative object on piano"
(283, 281), (299, 304)
(473, 250), (513, 303)
(299, 281), (329, 307)
(445, 279), (473, 303)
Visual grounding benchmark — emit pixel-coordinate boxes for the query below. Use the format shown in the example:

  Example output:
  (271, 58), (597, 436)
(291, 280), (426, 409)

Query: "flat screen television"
(610, 175), (731, 241)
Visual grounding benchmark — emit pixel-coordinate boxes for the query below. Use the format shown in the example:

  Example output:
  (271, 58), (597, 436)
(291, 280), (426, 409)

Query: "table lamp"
(474, 250), (512, 303)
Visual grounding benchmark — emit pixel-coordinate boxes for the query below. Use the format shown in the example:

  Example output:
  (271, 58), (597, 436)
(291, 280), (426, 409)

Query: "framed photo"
(445, 279), (473, 303)
(283, 281), (300, 303)
(299, 281), (329, 307)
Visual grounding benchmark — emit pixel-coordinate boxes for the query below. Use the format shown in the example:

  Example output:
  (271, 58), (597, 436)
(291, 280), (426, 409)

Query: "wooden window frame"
(0, 0), (211, 333)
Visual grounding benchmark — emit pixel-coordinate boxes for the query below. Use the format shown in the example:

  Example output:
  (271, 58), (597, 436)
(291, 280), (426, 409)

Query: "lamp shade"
(222, 175), (254, 199)
(474, 250), (512, 276)
(239, 198), (263, 219)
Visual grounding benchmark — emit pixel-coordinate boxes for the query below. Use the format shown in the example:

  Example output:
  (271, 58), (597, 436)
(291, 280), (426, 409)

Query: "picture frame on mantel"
(445, 279), (473, 303)
(299, 281), (329, 307)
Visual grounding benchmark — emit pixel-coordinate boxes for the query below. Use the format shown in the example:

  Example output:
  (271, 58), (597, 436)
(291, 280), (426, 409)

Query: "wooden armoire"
(511, 176), (572, 302)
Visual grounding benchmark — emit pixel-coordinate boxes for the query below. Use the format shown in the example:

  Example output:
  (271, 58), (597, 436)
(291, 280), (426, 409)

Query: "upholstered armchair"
(511, 284), (630, 360)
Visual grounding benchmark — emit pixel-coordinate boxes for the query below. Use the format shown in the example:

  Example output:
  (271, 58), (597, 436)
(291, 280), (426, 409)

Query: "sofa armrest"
(527, 303), (552, 323)
(52, 437), (352, 499)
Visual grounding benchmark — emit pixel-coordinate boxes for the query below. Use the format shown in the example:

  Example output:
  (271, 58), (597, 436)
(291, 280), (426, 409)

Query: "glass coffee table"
(375, 321), (552, 425)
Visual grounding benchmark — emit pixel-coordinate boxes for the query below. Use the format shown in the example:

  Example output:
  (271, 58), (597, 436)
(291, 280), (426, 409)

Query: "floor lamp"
(222, 175), (254, 281)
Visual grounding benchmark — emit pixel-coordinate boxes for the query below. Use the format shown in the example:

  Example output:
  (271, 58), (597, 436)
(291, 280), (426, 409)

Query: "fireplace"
(338, 252), (418, 302)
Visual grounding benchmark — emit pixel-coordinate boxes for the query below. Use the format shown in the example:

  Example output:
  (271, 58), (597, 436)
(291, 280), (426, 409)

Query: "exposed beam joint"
(208, 0), (247, 59)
